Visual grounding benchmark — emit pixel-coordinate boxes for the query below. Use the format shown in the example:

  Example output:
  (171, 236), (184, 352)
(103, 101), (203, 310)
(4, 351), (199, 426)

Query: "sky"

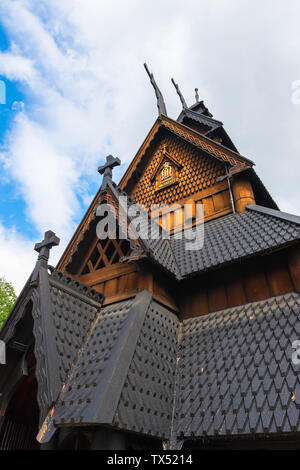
(0, 0), (300, 293)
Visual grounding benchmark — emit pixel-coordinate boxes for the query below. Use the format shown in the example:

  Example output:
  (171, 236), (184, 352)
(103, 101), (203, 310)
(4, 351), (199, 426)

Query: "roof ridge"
(54, 290), (152, 427)
(50, 270), (104, 306)
(178, 107), (223, 127)
(182, 291), (300, 323)
(246, 204), (300, 226)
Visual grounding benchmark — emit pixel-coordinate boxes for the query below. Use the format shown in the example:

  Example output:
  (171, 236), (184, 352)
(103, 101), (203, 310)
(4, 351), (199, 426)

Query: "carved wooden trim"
(161, 117), (252, 168)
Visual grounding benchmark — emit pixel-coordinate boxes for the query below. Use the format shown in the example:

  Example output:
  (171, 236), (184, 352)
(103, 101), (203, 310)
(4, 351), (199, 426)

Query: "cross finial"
(98, 155), (121, 190)
(34, 230), (60, 266)
(98, 155), (121, 178)
(31, 230), (60, 284)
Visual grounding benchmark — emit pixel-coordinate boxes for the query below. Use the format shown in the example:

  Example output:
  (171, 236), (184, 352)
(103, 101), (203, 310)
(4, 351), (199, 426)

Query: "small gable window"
(150, 144), (182, 192)
(158, 161), (175, 189)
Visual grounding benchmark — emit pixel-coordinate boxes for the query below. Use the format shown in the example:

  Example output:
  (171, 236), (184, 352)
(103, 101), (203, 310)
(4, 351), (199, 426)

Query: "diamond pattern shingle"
(51, 297), (178, 440)
(176, 292), (300, 439)
(113, 301), (178, 439)
(38, 288), (300, 445)
(52, 298), (134, 424)
(110, 182), (300, 279)
(48, 271), (104, 387)
(170, 209), (300, 278)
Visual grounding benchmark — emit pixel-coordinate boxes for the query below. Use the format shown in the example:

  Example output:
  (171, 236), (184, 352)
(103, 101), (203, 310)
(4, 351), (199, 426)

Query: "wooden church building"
(1, 68), (300, 450)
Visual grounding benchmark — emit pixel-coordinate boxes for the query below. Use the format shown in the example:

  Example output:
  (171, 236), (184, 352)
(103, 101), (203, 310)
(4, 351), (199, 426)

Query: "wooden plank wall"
(150, 182), (232, 233)
(75, 247), (300, 319)
(75, 261), (178, 310)
(179, 249), (296, 320)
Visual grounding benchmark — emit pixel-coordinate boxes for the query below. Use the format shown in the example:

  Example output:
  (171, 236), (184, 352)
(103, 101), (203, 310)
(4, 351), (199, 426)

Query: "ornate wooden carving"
(78, 237), (131, 276)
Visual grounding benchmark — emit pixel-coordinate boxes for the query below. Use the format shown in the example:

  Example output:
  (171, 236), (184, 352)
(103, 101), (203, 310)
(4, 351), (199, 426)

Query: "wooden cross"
(98, 155), (121, 179)
(34, 230), (60, 265)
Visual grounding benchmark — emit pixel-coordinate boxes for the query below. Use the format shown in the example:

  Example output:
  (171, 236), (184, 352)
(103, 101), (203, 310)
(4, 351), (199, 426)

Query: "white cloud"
(0, 51), (36, 83)
(0, 223), (35, 293)
(0, 0), (300, 292)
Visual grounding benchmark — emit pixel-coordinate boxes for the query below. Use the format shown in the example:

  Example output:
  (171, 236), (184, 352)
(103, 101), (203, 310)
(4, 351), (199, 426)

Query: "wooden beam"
(74, 262), (139, 287)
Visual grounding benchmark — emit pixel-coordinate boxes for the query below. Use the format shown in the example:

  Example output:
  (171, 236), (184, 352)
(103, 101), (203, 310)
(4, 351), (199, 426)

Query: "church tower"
(1, 68), (300, 450)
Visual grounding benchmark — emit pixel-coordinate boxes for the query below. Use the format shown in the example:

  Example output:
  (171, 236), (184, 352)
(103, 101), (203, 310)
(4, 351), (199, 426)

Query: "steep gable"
(125, 128), (233, 229)
(130, 131), (228, 208)
(120, 115), (253, 192)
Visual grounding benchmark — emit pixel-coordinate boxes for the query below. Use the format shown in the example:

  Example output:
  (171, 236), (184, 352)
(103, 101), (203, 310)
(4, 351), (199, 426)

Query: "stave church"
(1, 66), (300, 450)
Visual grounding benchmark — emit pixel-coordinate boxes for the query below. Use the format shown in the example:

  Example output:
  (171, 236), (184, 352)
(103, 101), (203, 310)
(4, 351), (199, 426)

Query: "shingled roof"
(106, 184), (300, 280)
(170, 205), (300, 278)
(38, 292), (178, 443)
(175, 292), (300, 442)
(39, 289), (300, 447)
(177, 108), (223, 133)
(3, 247), (300, 448)
(0, 265), (104, 428)
(108, 180), (180, 277)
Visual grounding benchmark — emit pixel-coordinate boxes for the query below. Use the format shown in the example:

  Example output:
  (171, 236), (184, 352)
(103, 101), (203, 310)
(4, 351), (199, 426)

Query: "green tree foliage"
(0, 277), (17, 329)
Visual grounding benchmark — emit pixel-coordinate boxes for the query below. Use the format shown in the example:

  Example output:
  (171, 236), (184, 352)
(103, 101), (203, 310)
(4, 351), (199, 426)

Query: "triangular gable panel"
(119, 115), (253, 193)
(57, 183), (145, 276)
(118, 125), (235, 228)
(128, 130), (228, 210)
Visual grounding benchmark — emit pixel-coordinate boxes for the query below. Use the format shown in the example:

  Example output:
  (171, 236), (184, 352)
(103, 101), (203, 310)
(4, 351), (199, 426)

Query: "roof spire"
(98, 154), (121, 190)
(195, 88), (199, 103)
(171, 78), (187, 109)
(144, 63), (167, 116)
